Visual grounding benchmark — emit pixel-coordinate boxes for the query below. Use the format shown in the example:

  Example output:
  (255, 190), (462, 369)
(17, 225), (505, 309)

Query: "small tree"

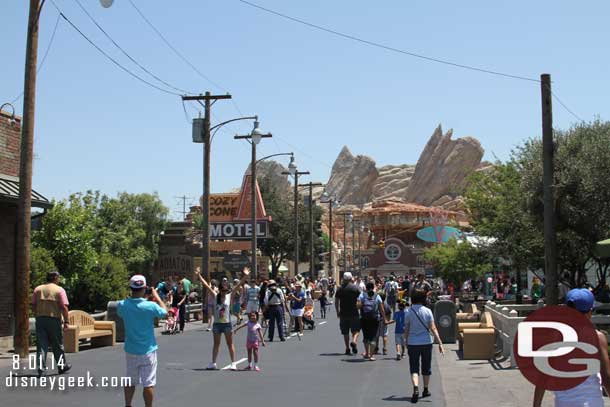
(424, 239), (493, 287)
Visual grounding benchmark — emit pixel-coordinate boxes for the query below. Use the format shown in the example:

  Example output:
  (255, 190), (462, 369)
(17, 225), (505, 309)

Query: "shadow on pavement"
(318, 353), (344, 356)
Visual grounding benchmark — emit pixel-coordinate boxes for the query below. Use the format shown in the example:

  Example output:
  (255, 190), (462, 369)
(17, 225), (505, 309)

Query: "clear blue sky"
(3, 0), (608, 219)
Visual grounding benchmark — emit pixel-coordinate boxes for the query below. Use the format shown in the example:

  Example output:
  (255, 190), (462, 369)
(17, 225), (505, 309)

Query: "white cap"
(130, 275), (147, 289)
(343, 272), (353, 281)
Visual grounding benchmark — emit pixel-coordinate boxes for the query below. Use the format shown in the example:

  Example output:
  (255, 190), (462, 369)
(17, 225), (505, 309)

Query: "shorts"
(125, 351), (157, 388)
(377, 322), (388, 337)
(246, 303), (259, 314)
(232, 304), (241, 314)
(212, 322), (233, 334)
(407, 344), (433, 376)
(361, 318), (380, 344)
(291, 308), (304, 317)
(395, 333), (406, 347)
(246, 340), (259, 350)
(339, 317), (361, 335)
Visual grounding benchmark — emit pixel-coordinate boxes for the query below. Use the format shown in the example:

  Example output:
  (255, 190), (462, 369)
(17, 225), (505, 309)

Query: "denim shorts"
(212, 323), (232, 334)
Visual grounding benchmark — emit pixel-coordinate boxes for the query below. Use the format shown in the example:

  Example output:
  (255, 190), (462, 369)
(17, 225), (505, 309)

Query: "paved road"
(1, 311), (445, 406)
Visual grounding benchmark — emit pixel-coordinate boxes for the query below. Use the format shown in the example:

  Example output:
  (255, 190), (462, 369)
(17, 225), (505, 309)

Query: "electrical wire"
(72, 0), (194, 95)
(48, 0), (182, 96)
(126, 0), (224, 92)
(11, 12), (62, 104)
(236, 0), (540, 83)
(552, 91), (584, 122)
(126, 0), (247, 118)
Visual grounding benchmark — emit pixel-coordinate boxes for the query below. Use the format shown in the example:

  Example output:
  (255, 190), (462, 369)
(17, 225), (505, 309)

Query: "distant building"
(0, 108), (52, 349)
(333, 200), (468, 278)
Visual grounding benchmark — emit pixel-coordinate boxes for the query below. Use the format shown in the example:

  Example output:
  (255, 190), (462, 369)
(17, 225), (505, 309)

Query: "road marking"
(319, 321), (327, 325)
(221, 358), (248, 370)
(286, 333), (298, 340)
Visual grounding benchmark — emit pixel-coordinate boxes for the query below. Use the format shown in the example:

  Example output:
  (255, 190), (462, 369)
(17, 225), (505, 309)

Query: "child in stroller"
(165, 307), (179, 334)
(302, 298), (315, 330)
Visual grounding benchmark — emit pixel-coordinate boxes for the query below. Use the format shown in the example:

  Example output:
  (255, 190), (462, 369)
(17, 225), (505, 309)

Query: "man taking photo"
(118, 275), (167, 407)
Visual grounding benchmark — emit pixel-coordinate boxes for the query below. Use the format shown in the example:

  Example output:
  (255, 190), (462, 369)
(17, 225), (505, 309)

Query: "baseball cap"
(129, 275), (147, 289)
(565, 288), (595, 312)
(343, 272), (353, 281)
(268, 279), (277, 286)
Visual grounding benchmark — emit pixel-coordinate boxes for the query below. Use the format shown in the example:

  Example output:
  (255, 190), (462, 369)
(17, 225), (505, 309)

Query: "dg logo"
(514, 305), (600, 391)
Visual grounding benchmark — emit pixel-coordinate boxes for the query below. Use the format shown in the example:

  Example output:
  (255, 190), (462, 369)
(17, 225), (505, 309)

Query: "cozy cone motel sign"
(207, 174), (271, 240)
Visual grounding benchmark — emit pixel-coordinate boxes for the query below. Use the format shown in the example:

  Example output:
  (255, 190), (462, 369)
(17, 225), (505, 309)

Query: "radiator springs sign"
(210, 221), (268, 240)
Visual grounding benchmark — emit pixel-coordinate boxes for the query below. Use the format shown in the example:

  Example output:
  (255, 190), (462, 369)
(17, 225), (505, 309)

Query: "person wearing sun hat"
(533, 288), (610, 407)
(117, 274), (167, 407)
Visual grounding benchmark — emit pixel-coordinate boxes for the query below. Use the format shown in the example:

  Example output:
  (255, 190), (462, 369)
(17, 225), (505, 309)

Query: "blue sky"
(3, 0), (608, 219)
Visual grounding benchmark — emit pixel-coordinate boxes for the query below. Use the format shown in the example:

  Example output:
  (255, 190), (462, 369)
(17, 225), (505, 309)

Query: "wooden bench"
(64, 310), (115, 353)
(458, 311), (496, 360)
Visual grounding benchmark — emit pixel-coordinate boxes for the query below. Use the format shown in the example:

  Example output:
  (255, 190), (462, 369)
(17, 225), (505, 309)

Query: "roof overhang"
(0, 176), (53, 209)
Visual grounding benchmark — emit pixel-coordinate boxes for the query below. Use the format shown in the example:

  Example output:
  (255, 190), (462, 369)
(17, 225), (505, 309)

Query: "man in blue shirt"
(118, 275), (167, 407)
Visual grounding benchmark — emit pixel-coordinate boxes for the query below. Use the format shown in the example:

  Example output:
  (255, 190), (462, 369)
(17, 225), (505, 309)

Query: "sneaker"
(243, 365), (252, 371)
(411, 392), (419, 403)
(396, 354), (401, 361)
(422, 389), (431, 398)
(58, 364), (72, 375)
(280, 337), (286, 342)
(383, 348), (387, 355)
(350, 342), (358, 354)
(206, 362), (218, 370)
(254, 366), (261, 372)
(206, 328), (211, 332)
(345, 349), (351, 356)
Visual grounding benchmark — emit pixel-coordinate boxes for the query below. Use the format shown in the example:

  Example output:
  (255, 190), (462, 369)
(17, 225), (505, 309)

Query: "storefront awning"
(0, 176), (52, 209)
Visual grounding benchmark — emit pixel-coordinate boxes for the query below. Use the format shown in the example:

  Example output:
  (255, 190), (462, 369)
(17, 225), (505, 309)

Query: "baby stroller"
(165, 307), (179, 334)
(303, 299), (315, 330)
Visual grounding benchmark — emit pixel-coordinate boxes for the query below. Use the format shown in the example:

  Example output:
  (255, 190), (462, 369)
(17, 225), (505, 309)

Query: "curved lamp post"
(282, 156), (309, 277)
(234, 121), (272, 281)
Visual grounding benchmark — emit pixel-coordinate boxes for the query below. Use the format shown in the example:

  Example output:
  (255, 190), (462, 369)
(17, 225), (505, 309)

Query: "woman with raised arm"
(195, 267), (250, 371)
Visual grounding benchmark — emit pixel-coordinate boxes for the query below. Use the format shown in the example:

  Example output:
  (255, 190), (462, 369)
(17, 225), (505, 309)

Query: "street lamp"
(321, 192), (338, 279)
(282, 157), (309, 277)
(234, 119), (272, 281)
(342, 211), (352, 274)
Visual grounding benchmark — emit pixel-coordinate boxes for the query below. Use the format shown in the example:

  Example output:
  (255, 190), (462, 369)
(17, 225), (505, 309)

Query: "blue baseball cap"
(565, 288), (595, 312)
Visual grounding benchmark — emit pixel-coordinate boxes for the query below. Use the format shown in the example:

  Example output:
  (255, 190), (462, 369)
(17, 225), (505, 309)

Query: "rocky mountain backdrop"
(247, 125), (485, 212)
(324, 125), (485, 210)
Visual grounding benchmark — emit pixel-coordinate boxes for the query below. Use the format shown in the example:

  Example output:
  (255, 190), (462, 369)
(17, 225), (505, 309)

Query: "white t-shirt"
(214, 294), (232, 324)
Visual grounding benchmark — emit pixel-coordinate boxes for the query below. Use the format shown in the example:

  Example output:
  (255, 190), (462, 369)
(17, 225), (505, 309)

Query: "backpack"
(387, 283), (397, 301)
(361, 294), (379, 320)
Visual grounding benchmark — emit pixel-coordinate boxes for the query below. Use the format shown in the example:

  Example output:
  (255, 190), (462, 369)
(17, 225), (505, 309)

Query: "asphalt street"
(1, 310), (445, 407)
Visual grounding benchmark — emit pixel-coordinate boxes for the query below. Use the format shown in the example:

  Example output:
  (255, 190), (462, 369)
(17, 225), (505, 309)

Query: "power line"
(551, 91), (584, 123)
(126, 0), (224, 92)
(126, 0), (246, 118)
(236, 0), (540, 83)
(72, 0), (194, 95)
(12, 12), (62, 104)
(49, 0), (182, 96)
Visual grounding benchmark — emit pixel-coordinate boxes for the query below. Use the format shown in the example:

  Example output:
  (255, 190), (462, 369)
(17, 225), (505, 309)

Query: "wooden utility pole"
(14, 0), (42, 358)
(541, 73), (558, 305)
(298, 182), (322, 279)
(182, 92), (231, 281)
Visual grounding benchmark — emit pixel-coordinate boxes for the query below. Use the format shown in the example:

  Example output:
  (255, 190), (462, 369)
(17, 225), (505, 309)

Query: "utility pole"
(15, 0), (41, 358)
(328, 199), (333, 278)
(283, 168), (309, 277)
(541, 73), (558, 305)
(175, 195), (193, 220)
(299, 182), (323, 279)
(182, 92), (231, 281)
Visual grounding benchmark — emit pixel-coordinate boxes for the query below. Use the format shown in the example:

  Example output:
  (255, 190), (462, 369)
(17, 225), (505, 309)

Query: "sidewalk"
(437, 343), (610, 406)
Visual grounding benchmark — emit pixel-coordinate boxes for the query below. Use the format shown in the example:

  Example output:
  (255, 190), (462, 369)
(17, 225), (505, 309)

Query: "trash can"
(106, 301), (125, 342)
(433, 300), (457, 343)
